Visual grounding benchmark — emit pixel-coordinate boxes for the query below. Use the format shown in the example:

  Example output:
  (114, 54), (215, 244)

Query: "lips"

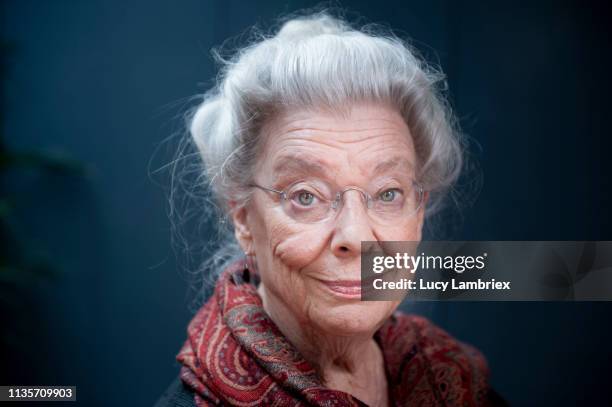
(319, 279), (362, 298)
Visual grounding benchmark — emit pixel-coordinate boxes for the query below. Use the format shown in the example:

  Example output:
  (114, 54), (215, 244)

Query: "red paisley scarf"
(177, 259), (491, 406)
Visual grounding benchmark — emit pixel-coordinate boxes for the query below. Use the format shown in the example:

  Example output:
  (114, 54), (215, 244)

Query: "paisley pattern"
(177, 260), (490, 406)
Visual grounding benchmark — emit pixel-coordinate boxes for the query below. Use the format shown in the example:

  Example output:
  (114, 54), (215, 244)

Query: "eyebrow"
(271, 155), (329, 180)
(372, 156), (415, 176)
(270, 154), (416, 183)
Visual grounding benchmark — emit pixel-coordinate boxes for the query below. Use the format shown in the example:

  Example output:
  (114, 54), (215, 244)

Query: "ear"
(229, 200), (253, 254)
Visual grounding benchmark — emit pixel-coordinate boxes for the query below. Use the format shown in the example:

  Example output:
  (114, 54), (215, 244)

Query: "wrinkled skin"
(230, 102), (426, 406)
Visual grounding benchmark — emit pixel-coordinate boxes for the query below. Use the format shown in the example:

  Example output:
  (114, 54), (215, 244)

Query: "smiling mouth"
(318, 279), (362, 298)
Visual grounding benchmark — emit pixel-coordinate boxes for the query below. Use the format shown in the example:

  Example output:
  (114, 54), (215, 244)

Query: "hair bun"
(275, 14), (348, 42)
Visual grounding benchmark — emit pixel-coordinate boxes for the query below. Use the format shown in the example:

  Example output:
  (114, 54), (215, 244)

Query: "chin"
(309, 301), (396, 337)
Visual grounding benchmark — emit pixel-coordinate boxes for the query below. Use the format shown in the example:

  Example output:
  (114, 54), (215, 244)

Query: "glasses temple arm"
(249, 183), (284, 195)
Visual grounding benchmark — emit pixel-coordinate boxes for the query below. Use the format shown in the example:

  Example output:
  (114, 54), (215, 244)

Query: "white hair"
(172, 11), (466, 305)
(191, 12), (463, 213)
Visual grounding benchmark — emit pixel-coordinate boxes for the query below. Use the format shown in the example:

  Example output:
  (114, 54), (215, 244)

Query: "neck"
(257, 283), (388, 406)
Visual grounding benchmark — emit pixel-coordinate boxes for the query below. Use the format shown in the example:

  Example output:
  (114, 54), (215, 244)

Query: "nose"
(330, 190), (376, 258)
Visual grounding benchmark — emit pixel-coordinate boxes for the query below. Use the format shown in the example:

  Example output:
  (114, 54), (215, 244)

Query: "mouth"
(318, 279), (363, 299)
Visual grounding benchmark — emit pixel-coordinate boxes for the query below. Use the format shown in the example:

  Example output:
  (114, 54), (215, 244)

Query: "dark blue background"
(2, 0), (611, 405)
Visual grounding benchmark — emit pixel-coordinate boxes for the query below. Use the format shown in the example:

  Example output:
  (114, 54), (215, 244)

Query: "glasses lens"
(370, 182), (423, 224)
(281, 182), (333, 223)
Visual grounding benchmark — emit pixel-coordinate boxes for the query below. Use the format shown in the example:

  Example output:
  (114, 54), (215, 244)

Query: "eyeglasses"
(249, 179), (425, 225)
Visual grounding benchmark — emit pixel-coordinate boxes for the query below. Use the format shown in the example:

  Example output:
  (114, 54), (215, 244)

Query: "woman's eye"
(296, 191), (315, 206)
(379, 189), (399, 202)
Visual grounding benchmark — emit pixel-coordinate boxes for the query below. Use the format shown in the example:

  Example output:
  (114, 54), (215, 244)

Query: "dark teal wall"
(2, 1), (611, 405)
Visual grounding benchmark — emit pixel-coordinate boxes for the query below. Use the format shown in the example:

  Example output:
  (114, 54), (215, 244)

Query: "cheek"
(377, 216), (423, 241)
(269, 222), (329, 269)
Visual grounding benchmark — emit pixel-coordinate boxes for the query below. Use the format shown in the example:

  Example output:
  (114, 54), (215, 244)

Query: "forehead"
(257, 103), (417, 180)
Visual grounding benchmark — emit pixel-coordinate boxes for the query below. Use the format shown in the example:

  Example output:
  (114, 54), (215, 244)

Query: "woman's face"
(233, 102), (425, 337)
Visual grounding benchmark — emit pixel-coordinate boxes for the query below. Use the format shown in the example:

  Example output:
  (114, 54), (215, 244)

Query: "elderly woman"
(156, 12), (503, 407)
